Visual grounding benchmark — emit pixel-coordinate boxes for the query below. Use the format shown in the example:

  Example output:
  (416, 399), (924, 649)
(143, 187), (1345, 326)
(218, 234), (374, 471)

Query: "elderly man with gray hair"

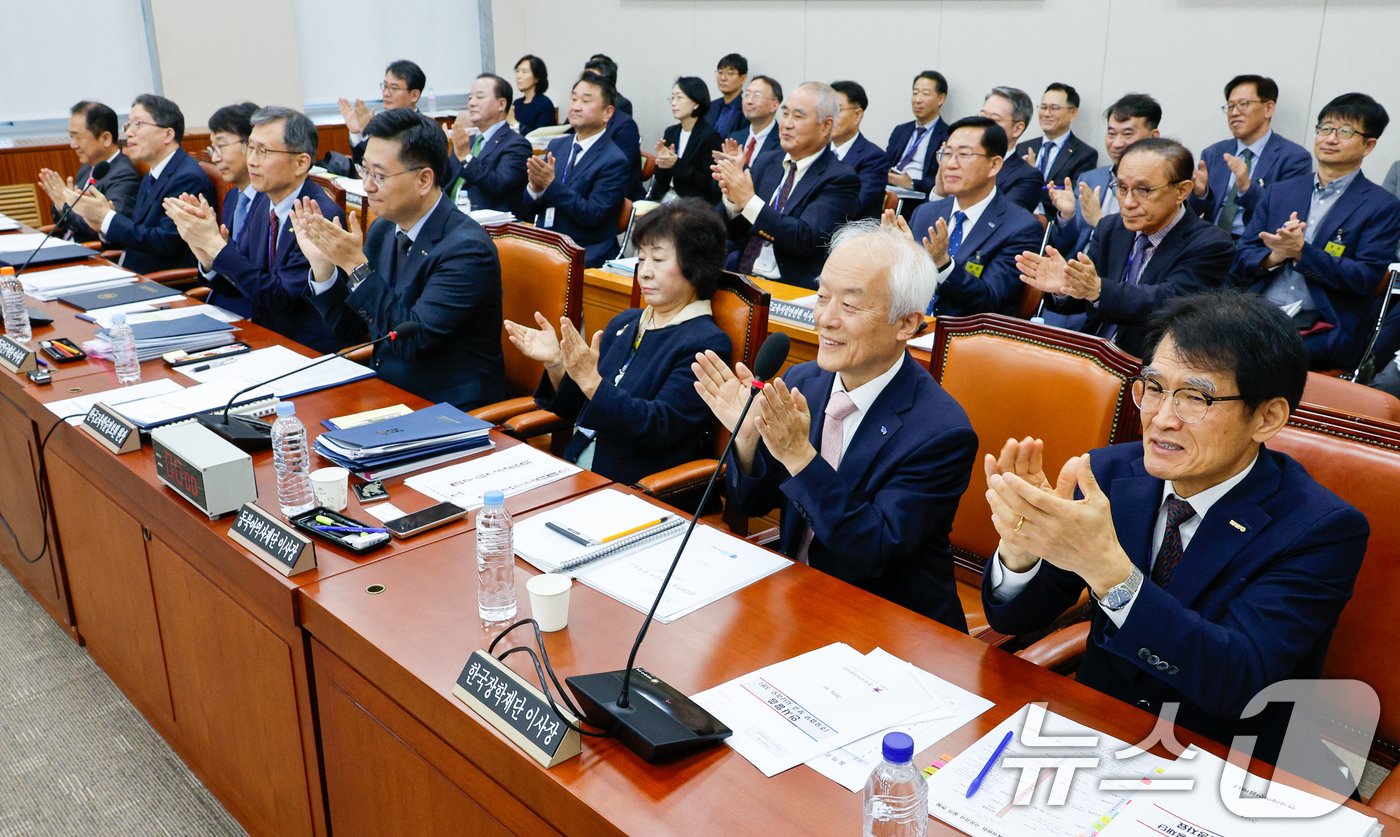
(693, 219), (978, 630)
(977, 85), (1045, 212)
(712, 80), (861, 288)
(166, 105), (357, 353)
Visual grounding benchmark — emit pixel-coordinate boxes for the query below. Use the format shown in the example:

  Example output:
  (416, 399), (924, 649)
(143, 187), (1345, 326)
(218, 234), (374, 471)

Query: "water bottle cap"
(482, 489), (505, 506)
(112, 312), (126, 324)
(881, 731), (915, 763)
(275, 402), (295, 417)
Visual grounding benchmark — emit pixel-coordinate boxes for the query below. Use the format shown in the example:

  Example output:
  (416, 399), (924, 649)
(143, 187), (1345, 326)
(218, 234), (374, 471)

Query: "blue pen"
(312, 524), (389, 534)
(965, 730), (1013, 798)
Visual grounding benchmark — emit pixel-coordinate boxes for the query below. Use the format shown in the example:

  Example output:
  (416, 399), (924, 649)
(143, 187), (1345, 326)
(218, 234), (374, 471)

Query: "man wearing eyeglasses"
(1017, 138), (1235, 358)
(716, 76), (784, 174)
(1235, 93), (1400, 372)
(1189, 75), (1312, 239)
(444, 73), (531, 217)
(705, 54), (749, 139)
(981, 291), (1367, 796)
(897, 116), (1042, 316)
(1015, 83), (1099, 217)
(61, 93), (213, 276)
(338, 59), (426, 169)
(37, 101), (139, 243)
(180, 102), (258, 317)
(976, 87), (1044, 213)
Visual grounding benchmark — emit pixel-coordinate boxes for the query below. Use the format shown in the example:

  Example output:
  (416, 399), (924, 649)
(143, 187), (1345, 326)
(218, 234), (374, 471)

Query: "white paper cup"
(527, 573), (572, 632)
(310, 467), (350, 512)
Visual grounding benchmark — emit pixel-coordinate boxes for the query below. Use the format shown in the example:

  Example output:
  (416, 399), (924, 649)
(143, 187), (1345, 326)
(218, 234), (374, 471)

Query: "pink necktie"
(795, 389), (858, 564)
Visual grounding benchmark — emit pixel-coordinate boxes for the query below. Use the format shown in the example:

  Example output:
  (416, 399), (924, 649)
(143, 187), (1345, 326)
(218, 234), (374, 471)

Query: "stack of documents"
(20, 264), (138, 301)
(404, 443), (581, 509)
(175, 345), (374, 397)
(314, 402), (494, 479)
(82, 303), (242, 329)
(58, 281), (180, 311)
(601, 256), (638, 277)
(46, 379), (185, 424)
(110, 378), (278, 429)
(0, 233), (94, 267)
(467, 208), (515, 226)
(0, 213), (21, 231)
(86, 313), (236, 361)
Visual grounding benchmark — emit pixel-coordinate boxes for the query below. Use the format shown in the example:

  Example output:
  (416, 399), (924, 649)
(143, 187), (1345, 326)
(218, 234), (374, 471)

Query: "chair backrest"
(640, 150), (657, 181)
(1303, 371), (1400, 423)
(929, 314), (1142, 570)
(488, 223), (586, 395)
(0, 184), (41, 227)
(616, 197), (634, 235)
(618, 199), (660, 258)
(197, 160), (232, 220)
(1353, 268), (1400, 380)
(309, 174), (348, 216)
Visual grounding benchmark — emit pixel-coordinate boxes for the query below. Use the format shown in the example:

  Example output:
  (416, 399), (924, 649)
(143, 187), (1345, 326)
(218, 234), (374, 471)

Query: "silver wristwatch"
(1097, 566), (1143, 611)
(347, 262), (373, 292)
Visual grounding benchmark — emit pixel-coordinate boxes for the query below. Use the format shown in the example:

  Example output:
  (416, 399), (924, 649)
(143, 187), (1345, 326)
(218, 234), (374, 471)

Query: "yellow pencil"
(600, 517), (668, 543)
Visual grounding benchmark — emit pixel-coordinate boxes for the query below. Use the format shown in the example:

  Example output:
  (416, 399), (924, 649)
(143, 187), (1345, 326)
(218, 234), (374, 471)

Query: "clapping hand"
(1079, 182), (1105, 228)
(504, 311), (565, 387)
(557, 317), (602, 398)
(654, 139), (679, 169)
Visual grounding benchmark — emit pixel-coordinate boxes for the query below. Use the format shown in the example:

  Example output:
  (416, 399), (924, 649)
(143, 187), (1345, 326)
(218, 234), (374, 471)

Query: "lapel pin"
(616, 326), (627, 336)
(1228, 520), (1247, 532)
(880, 426), (887, 435)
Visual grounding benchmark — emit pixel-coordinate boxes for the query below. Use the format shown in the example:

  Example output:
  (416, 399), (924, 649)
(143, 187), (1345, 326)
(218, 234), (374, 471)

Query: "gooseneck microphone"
(14, 162), (111, 278)
(566, 331), (791, 762)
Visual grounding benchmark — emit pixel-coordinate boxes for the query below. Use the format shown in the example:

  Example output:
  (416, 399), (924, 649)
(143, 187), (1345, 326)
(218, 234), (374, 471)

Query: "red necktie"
(266, 209), (278, 273)
(744, 136), (756, 167)
(1150, 495), (1196, 587)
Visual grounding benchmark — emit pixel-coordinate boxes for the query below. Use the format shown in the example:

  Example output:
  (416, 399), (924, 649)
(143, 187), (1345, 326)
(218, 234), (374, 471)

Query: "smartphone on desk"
(385, 501), (468, 539)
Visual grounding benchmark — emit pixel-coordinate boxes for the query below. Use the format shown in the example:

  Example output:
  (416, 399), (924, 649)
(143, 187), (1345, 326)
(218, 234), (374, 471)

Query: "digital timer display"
(153, 440), (208, 509)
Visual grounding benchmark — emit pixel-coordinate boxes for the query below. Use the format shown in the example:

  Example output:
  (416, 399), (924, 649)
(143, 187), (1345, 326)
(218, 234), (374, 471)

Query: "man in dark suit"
(714, 82), (861, 289)
(1236, 93), (1400, 371)
(337, 59), (425, 169)
(523, 72), (630, 268)
(706, 53), (748, 139)
(1018, 138), (1235, 358)
(883, 70), (950, 197)
(905, 117), (1043, 316)
(295, 109), (508, 409)
(585, 55), (631, 116)
(1190, 75), (1313, 239)
(982, 292), (1367, 794)
(64, 94), (213, 276)
(978, 87), (1043, 213)
(1015, 83), (1099, 216)
(37, 101), (139, 242)
(723, 75), (783, 172)
(168, 107), (352, 353)
(444, 73), (531, 217)
(696, 219), (978, 631)
(829, 81), (887, 219)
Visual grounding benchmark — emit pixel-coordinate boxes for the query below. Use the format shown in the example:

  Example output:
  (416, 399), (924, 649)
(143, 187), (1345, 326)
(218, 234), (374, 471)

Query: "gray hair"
(827, 218), (935, 322)
(250, 105), (318, 155)
(987, 86), (1033, 128)
(793, 81), (839, 123)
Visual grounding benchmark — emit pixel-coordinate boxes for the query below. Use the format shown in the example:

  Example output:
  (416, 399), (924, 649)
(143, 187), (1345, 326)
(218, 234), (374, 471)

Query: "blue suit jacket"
(727, 125), (784, 172)
(1046, 209), (1236, 358)
(982, 442), (1366, 783)
(444, 124), (532, 216)
(725, 147), (861, 289)
(995, 153), (1045, 214)
(536, 309), (731, 485)
(705, 96), (747, 139)
(840, 133), (889, 220)
(198, 188), (256, 319)
(210, 179), (351, 353)
(1015, 132), (1100, 215)
(727, 354), (979, 631)
(1048, 164), (1116, 257)
(523, 134), (630, 268)
(883, 118), (950, 195)
(55, 153), (141, 242)
(1189, 133), (1312, 228)
(910, 192), (1044, 316)
(103, 147), (214, 275)
(1236, 172), (1400, 369)
(647, 121), (722, 203)
(308, 197), (508, 409)
(605, 109), (645, 200)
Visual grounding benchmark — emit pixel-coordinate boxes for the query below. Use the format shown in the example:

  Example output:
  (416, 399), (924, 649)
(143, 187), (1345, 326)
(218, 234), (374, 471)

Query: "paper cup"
(310, 467), (350, 512)
(527, 573), (572, 632)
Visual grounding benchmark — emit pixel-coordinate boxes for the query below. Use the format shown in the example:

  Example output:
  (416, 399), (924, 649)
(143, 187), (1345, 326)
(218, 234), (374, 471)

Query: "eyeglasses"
(1315, 124), (1369, 140)
(1221, 99), (1262, 114)
(741, 91), (772, 101)
(206, 139), (246, 162)
(354, 163), (425, 187)
(1037, 104), (1066, 113)
(1130, 376), (1244, 424)
(247, 145), (303, 162)
(123, 120), (161, 134)
(380, 82), (408, 95)
(716, 69), (742, 79)
(934, 148), (992, 164)
(1111, 180), (1179, 201)
(668, 94), (691, 102)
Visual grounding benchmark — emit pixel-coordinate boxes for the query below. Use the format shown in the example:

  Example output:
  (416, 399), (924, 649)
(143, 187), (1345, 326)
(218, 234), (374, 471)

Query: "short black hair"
(1318, 92), (1390, 139)
(477, 73), (513, 107)
(208, 102), (259, 142)
(1121, 137), (1193, 183)
(385, 59), (426, 93)
(363, 108), (449, 188)
(945, 115), (1008, 159)
(1225, 74), (1279, 103)
(515, 54), (549, 96)
(70, 101), (118, 142)
(584, 54), (618, 85)
(914, 70), (948, 97)
(717, 53), (747, 75)
(574, 71), (617, 109)
(750, 75), (783, 103)
(1044, 82), (1080, 109)
(1104, 93), (1162, 130)
(674, 76), (711, 120)
(131, 94), (186, 142)
(632, 198), (728, 300)
(1141, 290), (1307, 413)
(830, 80), (868, 112)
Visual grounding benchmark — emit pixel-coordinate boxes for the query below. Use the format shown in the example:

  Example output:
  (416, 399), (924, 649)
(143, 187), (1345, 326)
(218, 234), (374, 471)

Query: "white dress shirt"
(827, 353), (906, 459)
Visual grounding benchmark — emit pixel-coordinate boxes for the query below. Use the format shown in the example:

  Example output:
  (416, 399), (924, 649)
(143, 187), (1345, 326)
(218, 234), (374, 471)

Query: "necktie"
(744, 136), (757, 167)
(896, 125), (929, 170)
(266, 209), (279, 273)
(1214, 147), (1256, 232)
(1150, 495), (1196, 587)
(737, 161), (798, 274)
(392, 231), (411, 289)
(946, 210), (967, 258)
(470, 134), (484, 158)
(1098, 235), (1153, 341)
(795, 389), (859, 563)
(1037, 140), (1056, 176)
(558, 142), (582, 184)
(232, 191), (251, 241)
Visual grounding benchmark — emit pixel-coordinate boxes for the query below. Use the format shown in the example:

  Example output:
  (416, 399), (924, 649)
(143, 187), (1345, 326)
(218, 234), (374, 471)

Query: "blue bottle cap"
(112, 312), (127, 325)
(275, 402), (295, 417)
(483, 489), (505, 506)
(882, 731), (915, 763)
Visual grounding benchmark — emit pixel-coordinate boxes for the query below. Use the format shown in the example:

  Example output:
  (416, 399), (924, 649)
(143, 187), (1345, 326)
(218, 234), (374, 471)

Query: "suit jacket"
(523, 134), (630, 268)
(910, 192), (1045, 316)
(647, 121), (722, 203)
(705, 96), (747, 139)
(536, 309), (731, 485)
(210, 179), (352, 353)
(728, 353), (979, 631)
(444, 124), (532, 216)
(308, 197), (508, 409)
(103, 147), (214, 275)
(982, 442), (1367, 785)
(995, 153), (1045, 213)
(613, 91), (633, 117)
(1047, 164), (1116, 257)
(726, 125), (784, 172)
(1235, 172), (1400, 369)
(1015, 132), (1100, 215)
(1046, 209), (1236, 358)
(883, 118), (950, 195)
(54, 152), (140, 242)
(1189, 133), (1312, 229)
(198, 188), (256, 319)
(839, 133), (889, 220)
(604, 109), (645, 200)
(724, 147), (861, 289)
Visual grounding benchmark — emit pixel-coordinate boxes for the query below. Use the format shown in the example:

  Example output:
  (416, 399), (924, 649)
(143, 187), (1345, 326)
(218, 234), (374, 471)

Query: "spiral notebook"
(514, 489), (686, 574)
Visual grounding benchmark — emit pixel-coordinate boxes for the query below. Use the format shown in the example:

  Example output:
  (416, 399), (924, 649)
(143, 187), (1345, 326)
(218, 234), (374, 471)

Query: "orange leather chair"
(139, 159), (227, 291)
(1302, 371), (1400, 423)
(310, 174), (349, 217)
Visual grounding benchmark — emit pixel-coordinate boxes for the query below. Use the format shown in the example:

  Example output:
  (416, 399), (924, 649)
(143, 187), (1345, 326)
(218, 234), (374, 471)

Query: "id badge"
(753, 242), (779, 277)
(1325, 240), (1346, 257)
(543, 208), (556, 228)
(965, 259), (985, 279)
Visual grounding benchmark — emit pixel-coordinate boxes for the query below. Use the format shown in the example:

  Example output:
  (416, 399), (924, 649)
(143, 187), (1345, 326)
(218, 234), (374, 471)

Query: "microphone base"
(566, 669), (731, 763)
(196, 412), (273, 452)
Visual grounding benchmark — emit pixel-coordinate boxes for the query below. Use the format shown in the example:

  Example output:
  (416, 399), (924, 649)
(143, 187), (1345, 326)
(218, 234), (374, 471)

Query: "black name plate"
(0, 335), (37, 374)
(452, 650), (581, 767)
(228, 502), (316, 576)
(79, 403), (140, 454)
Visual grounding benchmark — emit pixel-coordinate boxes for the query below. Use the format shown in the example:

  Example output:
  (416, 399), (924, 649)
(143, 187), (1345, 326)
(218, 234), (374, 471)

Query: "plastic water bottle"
(109, 312), (141, 384)
(271, 402), (315, 518)
(426, 87), (438, 115)
(476, 490), (517, 622)
(862, 732), (928, 837)
(1, 266), (31, 344)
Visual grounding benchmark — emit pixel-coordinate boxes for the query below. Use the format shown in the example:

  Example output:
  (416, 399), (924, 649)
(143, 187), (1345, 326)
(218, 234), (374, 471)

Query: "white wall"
(492, 0), (1400, 180)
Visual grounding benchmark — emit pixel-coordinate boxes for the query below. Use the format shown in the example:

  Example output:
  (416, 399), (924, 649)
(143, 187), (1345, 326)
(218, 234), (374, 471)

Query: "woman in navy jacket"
(647, 76), (723, 203)
(505, 199), (732, 485)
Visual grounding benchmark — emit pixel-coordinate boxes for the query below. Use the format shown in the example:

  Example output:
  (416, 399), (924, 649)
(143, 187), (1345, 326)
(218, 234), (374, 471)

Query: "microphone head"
(90, 161), (111, 182)
(751, 332), (790, 382)
(389, 321), (421, 340)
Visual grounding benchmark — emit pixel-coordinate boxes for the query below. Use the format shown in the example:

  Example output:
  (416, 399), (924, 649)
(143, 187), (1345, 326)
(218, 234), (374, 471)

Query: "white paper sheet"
(44, 378), (185, 424)
(176, 345), (372, 397)
(403, 444), (581, 510)
(0, 233), (72, 253)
